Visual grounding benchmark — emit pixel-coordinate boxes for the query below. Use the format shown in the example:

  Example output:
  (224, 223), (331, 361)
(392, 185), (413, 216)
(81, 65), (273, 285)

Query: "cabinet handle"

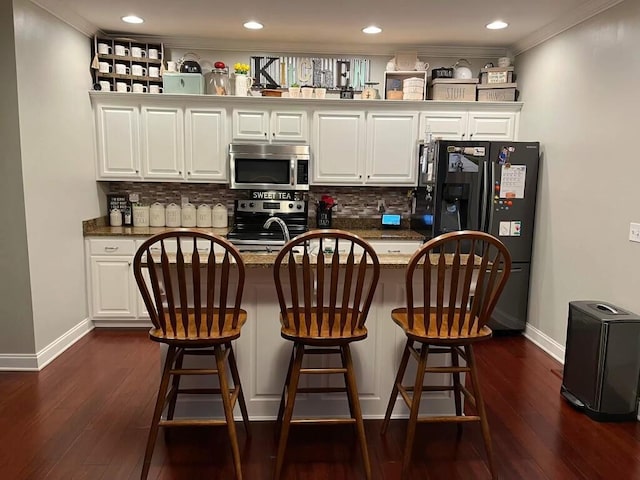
(367, 174), (370, 178)
(187, 171), (191, 175)
(359, 175), (362, 178)
(128, 261), (131, 266)
(387, 249), (401, 253)
(469, 133), (474, 138)
(272, 132), (275, 137)
(104, 246), (119, 252)
(178, 170), (182, 174)
(264, 132), (267, 137)
(135, 169), (139, 173)
(461, 133), (466, 139)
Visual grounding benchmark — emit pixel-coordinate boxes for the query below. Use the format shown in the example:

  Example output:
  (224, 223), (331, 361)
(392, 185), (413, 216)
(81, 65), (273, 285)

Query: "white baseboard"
(0, 318), (94, 371)
(524, 323), (566, 364)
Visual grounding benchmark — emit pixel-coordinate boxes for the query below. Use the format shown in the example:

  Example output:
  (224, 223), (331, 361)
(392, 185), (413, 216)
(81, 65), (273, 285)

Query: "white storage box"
(429, 78), (478, 101)
(477, 83), (517, 102)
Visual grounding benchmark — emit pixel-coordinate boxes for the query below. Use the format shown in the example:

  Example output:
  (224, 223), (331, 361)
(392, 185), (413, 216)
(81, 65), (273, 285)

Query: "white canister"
(110, 208), (122, 226)
(196, 204), (212, 227)
(149, 202), (165, 227)
(165, 203), (181, 227)
(211, 203), (229, 228)
(181, 203), (197, 227)
(133, 205), (150, 227)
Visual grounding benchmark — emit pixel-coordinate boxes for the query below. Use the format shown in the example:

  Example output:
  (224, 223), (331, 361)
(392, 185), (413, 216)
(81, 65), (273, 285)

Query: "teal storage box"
(162, 73), (204, 94)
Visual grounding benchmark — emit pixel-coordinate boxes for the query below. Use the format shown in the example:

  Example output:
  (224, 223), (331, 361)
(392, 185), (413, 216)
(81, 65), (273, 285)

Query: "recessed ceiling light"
(244, 21), (264, 30)
(362, 25), (382, 34)
(486, 20), (508, 30)
(122, 15), (144, 24)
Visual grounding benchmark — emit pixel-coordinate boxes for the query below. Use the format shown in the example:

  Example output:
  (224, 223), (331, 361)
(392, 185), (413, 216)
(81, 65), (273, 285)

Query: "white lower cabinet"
(87, 238), (150, 327)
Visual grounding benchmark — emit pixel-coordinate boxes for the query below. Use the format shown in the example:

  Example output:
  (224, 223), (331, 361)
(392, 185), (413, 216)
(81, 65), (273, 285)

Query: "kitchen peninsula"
(83, 222), (462, 420)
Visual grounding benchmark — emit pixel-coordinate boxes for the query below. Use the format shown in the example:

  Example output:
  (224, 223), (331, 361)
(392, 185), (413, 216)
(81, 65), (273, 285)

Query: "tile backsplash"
(105, 182), (413, 218)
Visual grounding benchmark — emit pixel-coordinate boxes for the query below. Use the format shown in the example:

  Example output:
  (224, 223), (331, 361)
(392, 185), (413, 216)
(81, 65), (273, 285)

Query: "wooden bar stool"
(133, 230), (250, 480)
(272, 229), (380, 480)
(381, 231), (512, 479)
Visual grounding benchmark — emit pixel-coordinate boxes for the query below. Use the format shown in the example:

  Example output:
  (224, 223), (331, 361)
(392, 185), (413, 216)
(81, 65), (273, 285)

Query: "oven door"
(230, 155), (295, 190)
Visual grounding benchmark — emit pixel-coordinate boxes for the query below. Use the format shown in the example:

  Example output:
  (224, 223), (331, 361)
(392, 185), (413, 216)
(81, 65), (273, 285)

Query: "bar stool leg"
(340, 346), (357, 434)
(466, 345), (497, 479)
(166, 348), (184, 421)
(275, 347), (295, 438)
(227, 342), (251, 436)
(274, 343), (305, 480)
(141, 346), (177, 480)
(343, 344), (372, 480)
(216, 345), (243, 480)
(381, 339), (413, 435)
(450, 346), (464, 435)
(401, 343), (429, 480)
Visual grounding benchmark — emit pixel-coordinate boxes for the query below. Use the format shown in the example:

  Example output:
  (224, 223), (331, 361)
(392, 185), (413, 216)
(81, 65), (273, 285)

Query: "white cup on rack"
(115, 63), (130, 75)
(99, 80), (111, 91)
(114, 44), (129, 56)
(116, 82), (131, 93)
(97, 43), (111, 55)
(131, 64), (147, 76)
(149, 85), (163, 94)
(148, 48), (160, 60)
(166, 61), (177, 72)
(132, 83), (147, 93)
(98, 61), (111, 73)
(148, 66), (160, 78)
(131, 47), (146, 58)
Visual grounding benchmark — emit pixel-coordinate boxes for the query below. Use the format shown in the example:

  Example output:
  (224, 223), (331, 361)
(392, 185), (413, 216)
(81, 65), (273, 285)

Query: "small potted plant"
(288, 82), (301, 98)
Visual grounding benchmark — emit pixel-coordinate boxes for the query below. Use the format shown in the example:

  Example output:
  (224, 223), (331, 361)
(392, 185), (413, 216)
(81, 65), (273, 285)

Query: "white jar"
(165, 203), (181, 227)
(196, 204), (212, 227)
(132, 205), (150, 227)
(110, 208), (122, 226)
(149, 203), (165, 227)
(211, 203), (228, 228)
(181, 203), (197, 227)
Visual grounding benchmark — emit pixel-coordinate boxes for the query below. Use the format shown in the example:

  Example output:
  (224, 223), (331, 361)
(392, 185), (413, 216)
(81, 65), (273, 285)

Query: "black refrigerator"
(411, 140), (540, 332)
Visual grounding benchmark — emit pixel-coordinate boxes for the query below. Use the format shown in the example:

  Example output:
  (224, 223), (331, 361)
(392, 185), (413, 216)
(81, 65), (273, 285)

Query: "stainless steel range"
(226, 199), (308, 252)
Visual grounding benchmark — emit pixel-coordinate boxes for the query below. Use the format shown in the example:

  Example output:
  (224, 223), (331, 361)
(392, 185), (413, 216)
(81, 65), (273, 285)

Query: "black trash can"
(561, 301), (640, 421)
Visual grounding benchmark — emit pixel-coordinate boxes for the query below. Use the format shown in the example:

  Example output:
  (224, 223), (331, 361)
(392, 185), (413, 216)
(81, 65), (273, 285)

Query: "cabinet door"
(419, 112), (468, 141)
(232, 109), (269, 141)
(141, 106), (184, 180)
(90, 256), (136, 319)
(95, 105), (141, 179)
(366, 112), (418, 185)
(270, 111), (308, 142)
(312, 111), (365, 185)
(467, 112), (516, 141)
(185, 108), (228, 182)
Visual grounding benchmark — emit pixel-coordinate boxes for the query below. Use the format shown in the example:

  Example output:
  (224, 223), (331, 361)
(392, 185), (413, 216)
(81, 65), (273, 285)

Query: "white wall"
(13, 0), (101, 352)
(516, 0), (640, 346)
(0, 0), (35, 354)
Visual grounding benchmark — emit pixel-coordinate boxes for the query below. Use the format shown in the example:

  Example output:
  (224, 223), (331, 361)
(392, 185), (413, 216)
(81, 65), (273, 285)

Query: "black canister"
(316, 207), (332, 228)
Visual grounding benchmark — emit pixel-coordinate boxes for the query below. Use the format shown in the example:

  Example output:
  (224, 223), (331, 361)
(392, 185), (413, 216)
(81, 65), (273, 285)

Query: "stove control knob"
(240, 203), (246, 208)
(296, 205), (302, 209)
(249, 202), (255, 207)
(288, 203), (294, 208)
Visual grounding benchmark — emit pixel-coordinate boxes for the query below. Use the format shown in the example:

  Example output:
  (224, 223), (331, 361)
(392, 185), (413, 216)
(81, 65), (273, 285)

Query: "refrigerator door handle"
(488, 161), (496, 232)
(481, 160), (488, 231)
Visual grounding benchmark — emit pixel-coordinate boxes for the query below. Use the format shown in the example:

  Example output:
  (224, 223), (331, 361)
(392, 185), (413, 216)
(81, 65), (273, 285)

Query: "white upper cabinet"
(312, 111), (366, 184)
(141, 106), (184, 180)
(232, 109), (308, 142)
(467, 111), (517, 141)
(365, 112), (418, 185)
(420, 110), (517, 141)
(95, 104), (141, 179)
(185, 108), (228, 182)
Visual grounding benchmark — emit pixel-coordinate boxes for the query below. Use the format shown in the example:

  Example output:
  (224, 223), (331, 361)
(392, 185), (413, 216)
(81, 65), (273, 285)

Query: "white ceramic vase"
(234, 74), (251, 96)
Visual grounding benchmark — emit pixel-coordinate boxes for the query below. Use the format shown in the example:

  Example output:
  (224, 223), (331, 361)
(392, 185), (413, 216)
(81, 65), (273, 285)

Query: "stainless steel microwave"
(229, 143), (310, 191)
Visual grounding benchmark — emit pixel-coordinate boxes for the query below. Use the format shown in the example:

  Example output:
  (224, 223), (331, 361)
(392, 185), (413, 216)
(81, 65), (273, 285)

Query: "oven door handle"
(290, 159), (296, 188)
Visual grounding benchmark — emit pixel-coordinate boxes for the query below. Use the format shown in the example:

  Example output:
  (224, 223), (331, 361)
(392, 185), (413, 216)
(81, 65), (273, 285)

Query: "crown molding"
(100, 33), (507, 58)
(511, 0), (624, 55)
(31, 0), (97, 37)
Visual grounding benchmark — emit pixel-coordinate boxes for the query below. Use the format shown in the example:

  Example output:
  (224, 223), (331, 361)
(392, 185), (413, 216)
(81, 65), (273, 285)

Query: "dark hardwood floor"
(1, 330), (639, 479)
